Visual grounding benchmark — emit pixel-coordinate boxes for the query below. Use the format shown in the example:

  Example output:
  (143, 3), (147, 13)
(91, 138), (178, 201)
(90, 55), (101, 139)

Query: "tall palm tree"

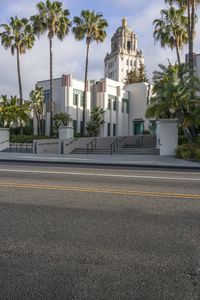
(165, 0), (200, 77)
(31, 0), (71, 136)
(73, 10), (108, 136)
(153, 7), (188, 67)
(0, 17), (34, 133)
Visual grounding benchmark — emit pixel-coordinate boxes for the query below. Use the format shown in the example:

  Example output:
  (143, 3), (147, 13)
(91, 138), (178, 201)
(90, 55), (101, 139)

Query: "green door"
(133, 121), (144, 135)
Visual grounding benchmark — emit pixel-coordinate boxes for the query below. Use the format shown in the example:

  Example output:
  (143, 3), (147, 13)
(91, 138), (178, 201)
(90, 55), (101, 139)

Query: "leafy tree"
(125, 62), (148, 84)
(146, 63), (200, 140)
(0, 17), (34, 134)
(125, 69), (138, 84)
(53, 112), (72, 136)
(0, 95), (30, 128)
(86, 106), (105, 137)
(30, 86), (44, 135)
(153, 6), (188, 67)
(73, 10), (108, 136)
(31, 0), (71, 136)
(138, 62), (149, 82)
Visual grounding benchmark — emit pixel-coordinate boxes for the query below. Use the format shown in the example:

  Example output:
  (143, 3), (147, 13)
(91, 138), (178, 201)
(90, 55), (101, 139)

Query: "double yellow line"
(0, 182), (200, 200)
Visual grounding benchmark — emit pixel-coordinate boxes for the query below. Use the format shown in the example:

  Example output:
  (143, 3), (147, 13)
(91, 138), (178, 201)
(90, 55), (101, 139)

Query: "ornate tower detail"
(104, 17), (144, 83)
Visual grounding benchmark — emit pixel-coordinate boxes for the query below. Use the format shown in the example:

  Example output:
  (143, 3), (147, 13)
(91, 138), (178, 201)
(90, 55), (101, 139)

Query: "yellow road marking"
(0, 182), (200, 200)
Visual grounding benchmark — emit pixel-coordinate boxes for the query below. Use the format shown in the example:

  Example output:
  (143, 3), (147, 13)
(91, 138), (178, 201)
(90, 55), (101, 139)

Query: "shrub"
(195, 149), (200, 161)
(10, 135), (50, 143)
(176, 143), (200, 160)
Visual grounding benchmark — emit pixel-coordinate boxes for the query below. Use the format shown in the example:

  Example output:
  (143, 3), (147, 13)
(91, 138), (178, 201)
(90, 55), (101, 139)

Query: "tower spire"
(122, 17), (127, 28)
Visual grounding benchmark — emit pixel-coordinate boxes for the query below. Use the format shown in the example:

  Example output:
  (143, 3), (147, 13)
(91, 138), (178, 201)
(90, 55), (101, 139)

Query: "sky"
(0, 0), (200, 99)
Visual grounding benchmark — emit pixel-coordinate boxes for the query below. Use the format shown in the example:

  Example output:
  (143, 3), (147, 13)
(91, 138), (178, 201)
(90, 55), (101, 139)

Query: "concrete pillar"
(0, 128), (10, 151)
(59, 126), (74, 139)
(156, 119), (178, 156)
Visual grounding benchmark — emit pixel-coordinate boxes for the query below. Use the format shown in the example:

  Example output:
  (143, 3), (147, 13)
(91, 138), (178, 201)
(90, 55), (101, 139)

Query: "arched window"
(127, 41), (131, 51)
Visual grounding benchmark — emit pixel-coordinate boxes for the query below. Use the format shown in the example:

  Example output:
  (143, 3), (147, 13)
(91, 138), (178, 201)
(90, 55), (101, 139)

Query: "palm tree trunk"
(17, 48), (23, 135)
(82, 39), (90, 136)
(175, 39), (181, 67)
(187, 0), (194, 77)
(190, 0), (195, 77)
(49, 36), (53, 137)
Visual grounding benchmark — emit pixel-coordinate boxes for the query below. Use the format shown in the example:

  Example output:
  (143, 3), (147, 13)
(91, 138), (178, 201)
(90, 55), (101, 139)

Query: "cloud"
(0, 0), (200, 99)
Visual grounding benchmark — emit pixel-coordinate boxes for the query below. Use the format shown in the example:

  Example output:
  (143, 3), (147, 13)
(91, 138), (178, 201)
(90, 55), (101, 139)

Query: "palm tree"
(31, 0), (71, 136)
(153, 6), (188, 67)
(0, 95), (30, 128)
(165, 0), (200, 77)
(0, 17), (34, 133)
(73, 10), (108, 136)
(146, 63), (200, 140)
(30, 86), (44, 135)
(53, 112), (72, 136)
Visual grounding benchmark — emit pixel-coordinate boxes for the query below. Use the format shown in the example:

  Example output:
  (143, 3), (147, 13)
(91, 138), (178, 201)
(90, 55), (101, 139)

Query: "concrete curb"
(1, 158), (200, 171)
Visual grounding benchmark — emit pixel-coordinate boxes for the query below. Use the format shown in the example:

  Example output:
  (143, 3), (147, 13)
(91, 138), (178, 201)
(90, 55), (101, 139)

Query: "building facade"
(35, 18), (150, 137)
(104, 18), (144, 83)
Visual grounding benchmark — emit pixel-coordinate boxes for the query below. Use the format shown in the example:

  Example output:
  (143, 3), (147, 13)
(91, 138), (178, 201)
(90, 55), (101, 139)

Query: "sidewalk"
(0, 152), (200, 169)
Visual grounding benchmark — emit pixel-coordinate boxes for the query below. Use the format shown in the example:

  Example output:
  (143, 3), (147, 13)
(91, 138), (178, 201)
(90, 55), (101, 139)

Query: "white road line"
(0, 168), (199, 181)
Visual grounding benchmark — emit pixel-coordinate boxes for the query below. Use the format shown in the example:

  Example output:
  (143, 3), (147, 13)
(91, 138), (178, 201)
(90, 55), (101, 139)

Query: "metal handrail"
(9, 142), (33, 153)
(87, 138), (97, 154)
(65, 138), (78, 146)
(110, 137), (119, 155)
(38, 142), (58, 146)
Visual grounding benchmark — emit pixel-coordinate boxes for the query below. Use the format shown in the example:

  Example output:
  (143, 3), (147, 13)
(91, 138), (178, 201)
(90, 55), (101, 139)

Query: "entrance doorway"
(133, 121), (144, 135)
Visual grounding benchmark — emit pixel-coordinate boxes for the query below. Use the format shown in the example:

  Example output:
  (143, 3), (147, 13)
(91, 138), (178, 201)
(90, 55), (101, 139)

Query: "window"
(107, 123), (111, 136)
(108, 98), (111, 110)
(73, 120), (77, 132)
(122, 99), (129, 113)
(127, 41), (131, 51)
(80, 92), (84, 106)
(73, 89), (84, 106)
(43, 89), (50, 111)
(80, 121), (84, 133)
(113, 124), (116, 136)
(113, 98), (116, 111)
(108, 95), (117, 111)
(73, 93), (78, 106)
(130, 60), (132, 66)
(43, 89), (50, 103)
(126, 59), (129, 66)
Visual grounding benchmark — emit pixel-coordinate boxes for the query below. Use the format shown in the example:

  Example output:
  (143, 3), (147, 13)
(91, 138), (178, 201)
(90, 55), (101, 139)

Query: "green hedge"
(176, 143), (200, 161)
(10, 135), (51, 143)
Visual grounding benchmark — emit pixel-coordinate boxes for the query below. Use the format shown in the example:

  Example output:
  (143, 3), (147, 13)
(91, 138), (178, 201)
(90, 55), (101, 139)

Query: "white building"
(104, 17), (144, 83)
(35, 18), (150, 137)
(36, 75), (91, 136)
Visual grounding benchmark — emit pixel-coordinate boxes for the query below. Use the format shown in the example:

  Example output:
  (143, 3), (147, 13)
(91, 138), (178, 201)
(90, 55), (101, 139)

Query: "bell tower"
(104, 18), (144, 83)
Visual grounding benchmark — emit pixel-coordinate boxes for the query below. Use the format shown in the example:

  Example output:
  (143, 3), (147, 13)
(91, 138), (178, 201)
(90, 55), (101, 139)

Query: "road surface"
(0, 162), (200, 299)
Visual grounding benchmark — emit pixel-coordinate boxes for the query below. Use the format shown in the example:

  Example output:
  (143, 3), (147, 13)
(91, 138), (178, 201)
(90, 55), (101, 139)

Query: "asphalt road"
(0, 162), (200, 300)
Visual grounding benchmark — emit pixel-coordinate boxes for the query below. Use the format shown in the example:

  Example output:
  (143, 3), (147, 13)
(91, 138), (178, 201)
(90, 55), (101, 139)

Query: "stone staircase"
(71, 135), (159, 155)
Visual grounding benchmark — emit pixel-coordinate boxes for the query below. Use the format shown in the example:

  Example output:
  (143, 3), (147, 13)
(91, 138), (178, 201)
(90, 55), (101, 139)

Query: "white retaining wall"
(33, 139), (59, 154)
(0, 128), (10, 151)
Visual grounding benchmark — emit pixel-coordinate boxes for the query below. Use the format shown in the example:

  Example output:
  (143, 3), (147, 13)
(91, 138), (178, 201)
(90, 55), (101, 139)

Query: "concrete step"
(71, 148), (160, 155)
(115, 148), (160, 155)
(71, 148), (112, 154)
(123, 144), (156, 149)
